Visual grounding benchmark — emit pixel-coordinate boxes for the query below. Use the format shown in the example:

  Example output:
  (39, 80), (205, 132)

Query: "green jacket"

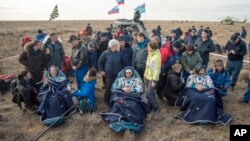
(180, 51), (203, 72)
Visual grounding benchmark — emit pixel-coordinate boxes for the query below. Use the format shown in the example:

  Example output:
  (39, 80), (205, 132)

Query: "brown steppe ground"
(0, 20), (250, 141)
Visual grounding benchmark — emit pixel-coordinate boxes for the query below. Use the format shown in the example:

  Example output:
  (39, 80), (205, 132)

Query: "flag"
(108, 6), (119, 15)
(49, 5), (59, 21)
(116, 0), (125, 5)
(134, 3), (145, 14)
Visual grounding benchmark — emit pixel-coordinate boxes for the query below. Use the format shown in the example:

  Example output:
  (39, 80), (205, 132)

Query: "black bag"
(10, 78), (24, 110)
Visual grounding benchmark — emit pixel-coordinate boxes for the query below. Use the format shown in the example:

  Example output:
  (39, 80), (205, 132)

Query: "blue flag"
(134, 3), (145, 14)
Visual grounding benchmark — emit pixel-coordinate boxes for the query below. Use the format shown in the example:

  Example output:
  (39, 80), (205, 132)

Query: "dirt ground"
(0, 21), (250, 141)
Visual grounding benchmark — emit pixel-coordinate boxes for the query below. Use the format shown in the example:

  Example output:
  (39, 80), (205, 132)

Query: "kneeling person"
(164, 63), (185, 105)
(16, 70), (38, 112)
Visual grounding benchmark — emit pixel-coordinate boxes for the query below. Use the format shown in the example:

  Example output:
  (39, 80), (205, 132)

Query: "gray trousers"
(226, 59), (243, 86)
(145, 79), (159, 113)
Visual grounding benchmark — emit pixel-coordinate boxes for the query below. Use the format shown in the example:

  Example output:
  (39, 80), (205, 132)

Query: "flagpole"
(123, 3), (125, 19)
(57, 4), (63, 41)
(144, 0), (146, 21)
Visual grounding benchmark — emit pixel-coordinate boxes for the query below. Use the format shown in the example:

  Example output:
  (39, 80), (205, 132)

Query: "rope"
(0, 55), (19, 62)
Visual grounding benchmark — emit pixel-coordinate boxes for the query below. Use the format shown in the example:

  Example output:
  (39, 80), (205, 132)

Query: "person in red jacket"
(156, 41), (181, 100)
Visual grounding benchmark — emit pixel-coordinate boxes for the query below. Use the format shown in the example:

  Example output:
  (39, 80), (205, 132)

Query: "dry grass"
(0, 21), (250, 141)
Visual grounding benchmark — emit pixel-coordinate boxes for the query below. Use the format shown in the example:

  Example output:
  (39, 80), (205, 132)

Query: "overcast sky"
(0, 0), (249, 21)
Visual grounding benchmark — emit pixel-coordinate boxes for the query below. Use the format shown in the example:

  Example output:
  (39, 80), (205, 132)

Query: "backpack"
(10, 78), (24, 110)
(77, 97), (96, 115)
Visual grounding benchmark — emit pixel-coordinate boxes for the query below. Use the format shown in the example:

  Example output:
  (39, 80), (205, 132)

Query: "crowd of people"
(14, 22), (249, 128)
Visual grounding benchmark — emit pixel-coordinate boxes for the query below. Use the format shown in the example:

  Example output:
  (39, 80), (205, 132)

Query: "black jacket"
(120, 43), (133, 67)
(98, 40), (109, 58)
(70, 42), (88, 68)
(163, 69), (185, 105)
(195, 37), (215, 65)
(225, 39), (247, 61)
(19, 44), (50, 83)
(98, 50), (123, 76)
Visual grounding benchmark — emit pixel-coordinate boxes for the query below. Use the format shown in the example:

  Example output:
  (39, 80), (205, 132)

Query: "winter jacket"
(16, 76), (35, 92)
(120, 34), (131, 44)
(240, 29), (247, 39)
(224, 39), (247, 61)
(197, 29), (203, 37)
(86, 25), (93, 36)
(164, 69), (185, 105)
(98, 40), (109, 59)
(19, 43), (51, 83)
(70, 42), (88, 69)
(36, 33), (46, 41)
(134, 39), (148, 69)
(207, 69), (231, 96)
(195, 37), (215, 65)
(180, 51), (203, 72)
(175, 28), (183, 38)
(120, 43), (133, 67)
(144, 49), (161, 81)
(160, 42), (177, 73)
(98, 50), (123, 76)
(43, 41), (65, 69)
(185, 35), (198, 46)
(74, 75), (97, 108)
(81, 36), (91, 47)
(88, 50), (98, 69)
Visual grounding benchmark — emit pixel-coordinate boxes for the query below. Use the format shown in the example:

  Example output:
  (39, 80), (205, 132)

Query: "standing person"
(225, 33), (247, 91)
(175, 27), (183, 39)
(118, 36), (133, 67)
(156, 25), (162, 38)
(185, 29), (198, 46)
(206, 27), (213, 38)
(152, 36), (162, 48)
(180, 45), (203, 82)
(131, 32), (138, 65)
(19, 40), (50, 83)
(98, 39), (123, 106)
(133, 10), (145, 29)
(156, 40), (181, 100)
(240, 26), (247, 39)
(188, 25), (197, 33)
(133, 32), (149, 79)
(150, 29), (159, 38)
(43, 33), (65, 69)
(98, 33), (109, 88)
(87, 41), (98, 69)
(197, 25), (203, 37)
(98, 33), (109, 60)
(36, 29), (46, 42)
(19, 35), (32, 53)
(144, 42), (161, 115)
(120, 29), (131, 44)
(195, 29), (215, 67)
(68, 35), (89, 89)
(78, 30), (91, 47)
(85, 23), (93, 36)
(166, 29), (179, 42)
